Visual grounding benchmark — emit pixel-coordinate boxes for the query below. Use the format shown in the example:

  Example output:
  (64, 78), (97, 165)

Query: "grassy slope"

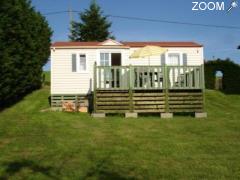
(43, 71), (50, 85)
(0, 87), (240, 179)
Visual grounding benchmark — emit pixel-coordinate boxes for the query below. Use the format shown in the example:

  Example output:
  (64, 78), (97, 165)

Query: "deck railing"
(94, 63), (205, 90)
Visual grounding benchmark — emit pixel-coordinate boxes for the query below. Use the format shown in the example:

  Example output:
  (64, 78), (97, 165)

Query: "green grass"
(0, 87), (240, 179)
(43, 71), (50, 85)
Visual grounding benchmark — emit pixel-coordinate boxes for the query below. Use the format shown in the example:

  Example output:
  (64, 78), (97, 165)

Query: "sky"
(31, 0), (240, 70)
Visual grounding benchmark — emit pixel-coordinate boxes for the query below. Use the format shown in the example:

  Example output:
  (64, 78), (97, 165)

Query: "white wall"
(51, 46), (203, 95)
(126, 47), (204, 66)
(51, 48), (94, 95)
(51, 48), (129, 95)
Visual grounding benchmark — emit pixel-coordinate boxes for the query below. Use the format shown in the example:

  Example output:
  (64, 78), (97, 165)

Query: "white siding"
(51, 48), (129, 95)
(125, 47), (204, 66)
(51, 49), (95, 95)
(51, 46), (204, 95)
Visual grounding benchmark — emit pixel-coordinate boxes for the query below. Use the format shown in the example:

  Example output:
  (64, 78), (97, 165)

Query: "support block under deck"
(195, 112), (207, 118)
(161, 113), (173, 119)
(91, 113), (106, 118)
(125, 112), (138, 118)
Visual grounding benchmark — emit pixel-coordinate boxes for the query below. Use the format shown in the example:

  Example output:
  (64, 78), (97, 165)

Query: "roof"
(121, 41), (202, 47)
(52, 41), (100, 47)
(51, 41), (202, 48)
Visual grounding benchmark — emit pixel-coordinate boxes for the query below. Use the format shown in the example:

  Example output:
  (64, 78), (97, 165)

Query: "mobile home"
(51, 39), (206, 117)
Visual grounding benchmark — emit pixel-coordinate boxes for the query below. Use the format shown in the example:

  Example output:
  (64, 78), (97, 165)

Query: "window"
(168, 53), (180, 65)
(182, 53), (188, 66)
(79, 54), (86, 71)
(100, 53), (110, 66)
(166, 52), (188, 66)
(71, 53), (87, 72)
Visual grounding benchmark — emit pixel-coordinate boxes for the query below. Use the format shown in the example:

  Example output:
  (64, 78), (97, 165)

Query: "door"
(99, 53), (122, 88)
(111, 53), (121, 87)
(111, 53), (121, 66)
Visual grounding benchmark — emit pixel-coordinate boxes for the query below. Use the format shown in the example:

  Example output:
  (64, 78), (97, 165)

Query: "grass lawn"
(43, 71), (50, 85)
(0, 86), (240, 179)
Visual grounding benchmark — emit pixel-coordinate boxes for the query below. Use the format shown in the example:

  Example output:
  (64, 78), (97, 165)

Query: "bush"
(0, 0), (52, 108)
(205, 59), (240, 94)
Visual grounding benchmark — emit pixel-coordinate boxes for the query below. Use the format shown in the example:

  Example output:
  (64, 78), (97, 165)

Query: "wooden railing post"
(164, 65), (169, 113)
(75, 95), (78, 112)
(201, 64), (206, 112)
(201, 64), (205, 89)
(93, 62), (97, 113)
(129, 65), (133, 112)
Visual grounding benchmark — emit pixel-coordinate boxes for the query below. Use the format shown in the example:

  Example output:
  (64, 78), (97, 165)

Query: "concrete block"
(161, 113), (173, 119)
(195, 112), (207, 118)
(50, 107), (62, 112)
(125, 112), (138, 118)
(91, 113), (106, 118)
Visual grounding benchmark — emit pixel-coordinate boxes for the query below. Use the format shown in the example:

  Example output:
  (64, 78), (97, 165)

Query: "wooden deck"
(94, 64), (205, 114)
(94, 89), (204, 113)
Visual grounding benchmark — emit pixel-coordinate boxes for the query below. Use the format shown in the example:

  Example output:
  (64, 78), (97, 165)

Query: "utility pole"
(68, 2), (73, 37)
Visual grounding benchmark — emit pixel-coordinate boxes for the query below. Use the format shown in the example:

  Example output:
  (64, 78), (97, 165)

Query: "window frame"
(100, 52), (111, 66)
(167, 53), (181, 66)
(79, 54), (87, 72)
(72, 53), (88, 73)
(165, 52), (185, 66)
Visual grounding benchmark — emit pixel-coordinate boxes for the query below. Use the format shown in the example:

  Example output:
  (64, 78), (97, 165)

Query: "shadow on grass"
(0, 86), (40, 112)
(0, 159), (57, 179)
(0, 158), (136, 180)
(83, 158), (136, 180)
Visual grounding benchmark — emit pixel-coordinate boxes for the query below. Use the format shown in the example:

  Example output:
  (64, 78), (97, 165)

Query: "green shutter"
(161, 54), (165, 65)
(72, 54), (77, 72)
(183, 53), (187, 66)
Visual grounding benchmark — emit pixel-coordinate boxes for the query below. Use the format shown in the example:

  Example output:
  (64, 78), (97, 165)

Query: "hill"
(0, 87), (239, 179)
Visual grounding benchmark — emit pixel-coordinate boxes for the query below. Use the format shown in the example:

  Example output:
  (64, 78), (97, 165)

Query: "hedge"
(0, 0), (52, 108)
(205, 59), (240, 94)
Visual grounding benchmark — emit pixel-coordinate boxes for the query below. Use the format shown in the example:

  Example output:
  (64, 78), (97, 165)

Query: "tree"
(69, 0), (114, 41)
(0, 0), (52, 108)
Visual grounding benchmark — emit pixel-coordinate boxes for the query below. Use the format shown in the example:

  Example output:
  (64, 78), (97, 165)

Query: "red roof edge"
(121, 41), (203, 47)
(51, 41), (203, 48)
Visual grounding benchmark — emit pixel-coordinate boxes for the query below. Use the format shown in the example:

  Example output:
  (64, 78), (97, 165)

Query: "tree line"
(1, 0), (239, 108)
(0, 0), (113, 109)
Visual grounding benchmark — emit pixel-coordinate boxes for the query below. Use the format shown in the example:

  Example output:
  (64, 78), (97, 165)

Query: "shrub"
(0, 0), (52, 108)
(205, 59), (240, 94)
